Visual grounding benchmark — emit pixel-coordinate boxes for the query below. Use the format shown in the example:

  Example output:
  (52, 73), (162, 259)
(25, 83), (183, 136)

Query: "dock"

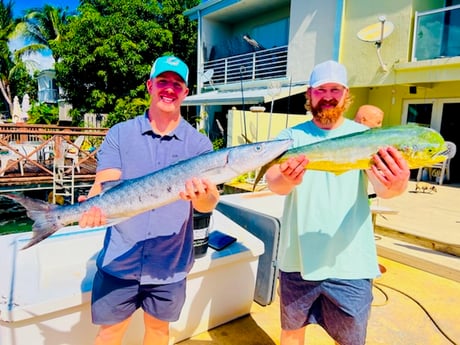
(0, 123), (106, 194)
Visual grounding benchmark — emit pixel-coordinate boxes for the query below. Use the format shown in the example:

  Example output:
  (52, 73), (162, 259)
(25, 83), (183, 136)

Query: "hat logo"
(166, 57), (180, 66)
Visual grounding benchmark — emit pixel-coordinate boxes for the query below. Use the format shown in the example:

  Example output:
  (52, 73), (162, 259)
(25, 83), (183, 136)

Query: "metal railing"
(202, 45), (288, 87)
(38, 89), (59, 103)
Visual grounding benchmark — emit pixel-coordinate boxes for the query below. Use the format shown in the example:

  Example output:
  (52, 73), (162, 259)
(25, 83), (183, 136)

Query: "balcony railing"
(38, 89), (59, 104)
(202, 45), (288, 87)
(413, 4), (460, 61)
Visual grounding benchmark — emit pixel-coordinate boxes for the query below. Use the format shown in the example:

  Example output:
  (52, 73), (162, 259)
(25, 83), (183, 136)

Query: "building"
(184, 0), (460, 182)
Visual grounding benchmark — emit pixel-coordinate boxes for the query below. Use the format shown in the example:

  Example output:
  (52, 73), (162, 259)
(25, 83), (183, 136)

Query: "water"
(0, 198), (33, 235)
(0, 187), (91, 236)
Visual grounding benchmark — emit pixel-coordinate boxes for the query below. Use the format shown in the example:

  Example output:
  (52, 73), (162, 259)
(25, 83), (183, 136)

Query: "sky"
(13, 0), (80, 18)
(10, 0), (80, 70)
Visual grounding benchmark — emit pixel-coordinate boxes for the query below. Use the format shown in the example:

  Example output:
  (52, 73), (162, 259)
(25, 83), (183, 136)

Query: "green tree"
(157, 0), (199, 90)
(27, 102), (58, 124)
(54, 0), (199, 125)
(13, 4), (75, 64)
(9, 61), (37, 100)
(0, 0), (17, 116)
(0, 0), (36, 119)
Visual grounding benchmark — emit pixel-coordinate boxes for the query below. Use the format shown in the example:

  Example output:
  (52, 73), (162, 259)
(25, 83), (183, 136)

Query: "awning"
(182, 84), (308, 106)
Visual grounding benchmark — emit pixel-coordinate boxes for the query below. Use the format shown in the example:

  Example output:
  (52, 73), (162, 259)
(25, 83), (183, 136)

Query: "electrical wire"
(374, 282), (458, 345)
(371, 282), (389, 307)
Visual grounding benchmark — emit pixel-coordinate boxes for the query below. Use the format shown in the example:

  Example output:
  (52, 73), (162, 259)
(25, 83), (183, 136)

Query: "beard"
(310, 99), (346, 126)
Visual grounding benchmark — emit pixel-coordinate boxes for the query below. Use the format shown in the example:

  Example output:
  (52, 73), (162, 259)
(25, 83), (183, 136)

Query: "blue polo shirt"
(95, 113), (213, 284)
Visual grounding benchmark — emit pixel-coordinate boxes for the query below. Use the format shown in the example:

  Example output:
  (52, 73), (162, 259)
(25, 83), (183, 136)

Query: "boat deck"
(178, 257), (460, 345)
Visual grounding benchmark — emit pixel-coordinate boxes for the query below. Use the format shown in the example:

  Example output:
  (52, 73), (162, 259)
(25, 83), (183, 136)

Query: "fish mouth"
(433, 144), (450, 158)
(433, 151), (446, 158)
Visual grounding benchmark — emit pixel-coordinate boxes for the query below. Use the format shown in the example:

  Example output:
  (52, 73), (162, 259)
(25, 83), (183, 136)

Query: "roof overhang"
(183, 84), (308, 106)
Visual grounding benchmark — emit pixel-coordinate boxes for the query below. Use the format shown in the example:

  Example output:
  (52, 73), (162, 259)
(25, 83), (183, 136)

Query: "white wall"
(287, 0), (343, 83)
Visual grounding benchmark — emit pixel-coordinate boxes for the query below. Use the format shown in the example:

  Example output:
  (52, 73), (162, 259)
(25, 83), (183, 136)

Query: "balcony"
(413, 4), (460, 61)
(38, 89), (59, 104)
(202, 45), (288, 88)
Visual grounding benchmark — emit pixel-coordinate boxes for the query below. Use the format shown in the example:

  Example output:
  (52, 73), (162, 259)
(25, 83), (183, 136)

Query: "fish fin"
(2, 193), (65, 250)
(331, 170), (347, 175)
(253, 162), (272, 190)
(241, 133), (252, 144)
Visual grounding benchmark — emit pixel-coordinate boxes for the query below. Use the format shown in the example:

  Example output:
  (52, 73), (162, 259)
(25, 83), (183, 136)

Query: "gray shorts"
(279, 271), (373, 345)
(91, 269), (186, 325)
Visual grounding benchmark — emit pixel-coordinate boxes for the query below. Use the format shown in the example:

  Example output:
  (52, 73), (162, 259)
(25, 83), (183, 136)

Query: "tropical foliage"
(1, 0), (199, 125)
(54, 0), (200, 124)
(14, 4), (75, 63)
(27, 102), (59, 124)
(0, 0), (36, 117)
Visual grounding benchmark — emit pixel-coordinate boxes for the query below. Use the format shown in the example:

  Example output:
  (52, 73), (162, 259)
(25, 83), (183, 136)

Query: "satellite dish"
(202, 69), (214, 83)
(201, 69), (215, 90)
(357, 16), (394, 72)
(357, 20), (394, 43)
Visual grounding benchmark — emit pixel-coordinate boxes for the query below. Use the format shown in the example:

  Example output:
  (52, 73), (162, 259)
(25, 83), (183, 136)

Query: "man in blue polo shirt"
(78, 55), (219, 345)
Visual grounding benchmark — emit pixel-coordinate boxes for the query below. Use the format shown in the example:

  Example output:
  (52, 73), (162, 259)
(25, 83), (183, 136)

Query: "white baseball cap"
(309, 60), (348, 88)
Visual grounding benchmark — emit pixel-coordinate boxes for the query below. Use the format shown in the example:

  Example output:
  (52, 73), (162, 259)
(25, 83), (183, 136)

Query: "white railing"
(38, 89), (59, 103)
(202, 45), (288, 87)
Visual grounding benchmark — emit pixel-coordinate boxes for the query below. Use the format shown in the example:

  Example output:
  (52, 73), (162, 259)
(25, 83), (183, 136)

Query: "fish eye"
(254, 144), (262, 152)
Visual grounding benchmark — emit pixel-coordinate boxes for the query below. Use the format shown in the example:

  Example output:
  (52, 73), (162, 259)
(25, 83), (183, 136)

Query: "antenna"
(357, 16), (394, 71)
(267, 81), (281, 140)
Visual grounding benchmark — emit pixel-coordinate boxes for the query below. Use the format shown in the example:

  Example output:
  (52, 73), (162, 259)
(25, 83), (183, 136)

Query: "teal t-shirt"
(277, 119), (380, 280)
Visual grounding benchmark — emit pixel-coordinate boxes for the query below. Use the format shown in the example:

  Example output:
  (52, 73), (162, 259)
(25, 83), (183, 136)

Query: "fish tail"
(2, 193), (65, 250)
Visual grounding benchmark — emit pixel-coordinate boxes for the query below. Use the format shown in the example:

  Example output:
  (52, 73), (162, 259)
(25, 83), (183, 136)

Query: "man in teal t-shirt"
(266, 60), (410, 345)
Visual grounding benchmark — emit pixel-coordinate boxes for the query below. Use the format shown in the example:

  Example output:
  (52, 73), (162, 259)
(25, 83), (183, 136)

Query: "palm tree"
(0, 0), (19, 117)
(13, 4), (75, 65)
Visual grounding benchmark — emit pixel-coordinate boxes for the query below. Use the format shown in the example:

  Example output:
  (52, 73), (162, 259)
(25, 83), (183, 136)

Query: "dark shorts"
(91, 269), (186, 325)
(279, 271), (373, 345)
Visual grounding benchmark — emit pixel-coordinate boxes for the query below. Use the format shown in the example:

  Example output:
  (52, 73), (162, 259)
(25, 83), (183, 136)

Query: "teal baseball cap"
(309, 60), (348, 88)
(150, 55), (189, 85)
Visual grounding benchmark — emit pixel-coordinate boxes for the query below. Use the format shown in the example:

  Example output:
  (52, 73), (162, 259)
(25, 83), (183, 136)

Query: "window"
(413, 5), (460, 61)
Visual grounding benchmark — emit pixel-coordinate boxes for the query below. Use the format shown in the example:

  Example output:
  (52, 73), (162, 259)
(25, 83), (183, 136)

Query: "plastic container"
(193, 211), (212, 258)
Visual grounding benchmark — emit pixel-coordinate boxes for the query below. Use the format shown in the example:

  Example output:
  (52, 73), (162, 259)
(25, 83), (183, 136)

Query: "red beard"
(310, 99), (346, 126)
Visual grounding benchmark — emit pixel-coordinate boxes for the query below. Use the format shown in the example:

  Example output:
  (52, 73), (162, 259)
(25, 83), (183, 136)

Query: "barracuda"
(254, 125), (447, 186)
(3, 139), (291, 249)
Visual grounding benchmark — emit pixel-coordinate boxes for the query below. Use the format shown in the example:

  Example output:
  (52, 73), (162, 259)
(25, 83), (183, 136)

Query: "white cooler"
(0, 210), (264, 345)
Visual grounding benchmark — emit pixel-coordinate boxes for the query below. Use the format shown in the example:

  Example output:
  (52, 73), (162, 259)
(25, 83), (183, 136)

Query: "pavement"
(177, 180), (460, 345)
(373, 180), (460, 283)
(178, 256), (460, 345)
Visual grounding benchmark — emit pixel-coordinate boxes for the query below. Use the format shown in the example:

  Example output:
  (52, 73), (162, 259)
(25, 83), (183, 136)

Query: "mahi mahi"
(3, 139), (291, 249)
(254, 124), (447, 186)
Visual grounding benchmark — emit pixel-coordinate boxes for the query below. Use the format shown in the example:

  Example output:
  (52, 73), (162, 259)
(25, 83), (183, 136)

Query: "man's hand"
(179, 178), (220, 213)
(368, 146), (410, 198)
(78, 195), (107, 228)
(266, 154), (308, 195)
(278, 154), (308, 185)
